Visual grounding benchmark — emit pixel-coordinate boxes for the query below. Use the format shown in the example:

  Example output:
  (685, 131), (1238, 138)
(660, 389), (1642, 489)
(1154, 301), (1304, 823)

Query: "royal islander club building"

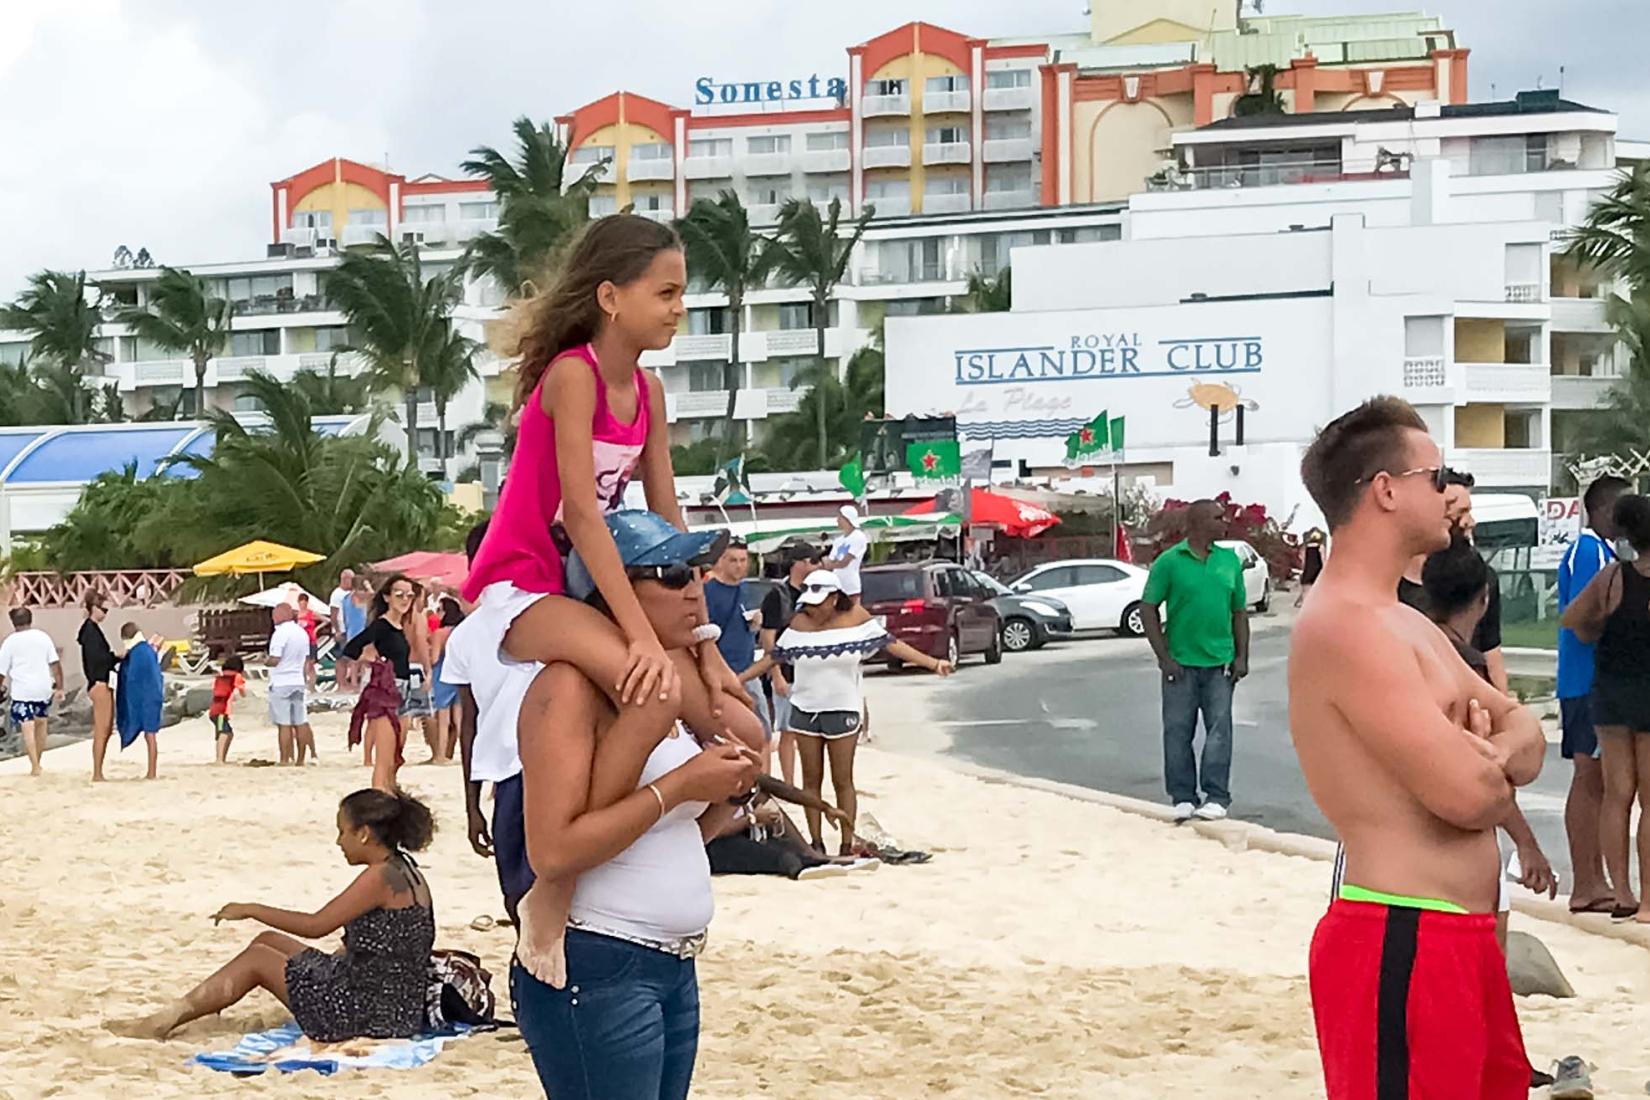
(0, 1), (1642, 513)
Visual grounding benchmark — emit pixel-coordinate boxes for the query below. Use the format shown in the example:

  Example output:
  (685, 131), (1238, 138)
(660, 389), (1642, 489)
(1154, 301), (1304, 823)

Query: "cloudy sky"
(0, 0), (1643, 300)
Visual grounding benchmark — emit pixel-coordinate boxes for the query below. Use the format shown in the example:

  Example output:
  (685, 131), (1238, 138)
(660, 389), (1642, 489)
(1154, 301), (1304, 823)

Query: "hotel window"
(865, 179), (910, 201)
(866, 78), (906, 96)
(687, 308), (729, 335)
(807, 178), (849, 203)
(985, 166), (1034, 193)
(570, 144), (613, 165)
(747, 135), (791, 155)
(631, 142), (673, 161)
(773, 357), (810, 388)
(750, 182), (792, 206)
(632, 191), (670, 212)
(687, 363), (725, 391)
(588, 193), (619, 216)
(688, 179), (733, 203)
(864, 127), (909, 148)
(925, 176), (968, 197)
(293, 210), (332, 231)
(927, 126), (967, 146)
(402, 204), (445, 224)
(688, 138), (733, 159)
(778, 303), (813, 330)
(459, 201), (499, 220)
(229, 330), (281, 357)
(926, 75), (966, 93)
(985, 114), (1032, 140)
(313, 326), (350, 352)
(806, 131), (850, 151)
(348, 208), (387, 226)
(986, 69), (1033, 89)
(233, 393), (267, 413)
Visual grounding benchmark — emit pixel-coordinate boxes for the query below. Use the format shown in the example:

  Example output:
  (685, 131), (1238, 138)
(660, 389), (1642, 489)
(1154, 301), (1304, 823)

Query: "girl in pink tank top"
(461, 215), (760, 989)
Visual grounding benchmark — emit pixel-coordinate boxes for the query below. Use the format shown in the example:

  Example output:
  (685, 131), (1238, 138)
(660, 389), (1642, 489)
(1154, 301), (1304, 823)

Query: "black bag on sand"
(427, 949), (513, 1029)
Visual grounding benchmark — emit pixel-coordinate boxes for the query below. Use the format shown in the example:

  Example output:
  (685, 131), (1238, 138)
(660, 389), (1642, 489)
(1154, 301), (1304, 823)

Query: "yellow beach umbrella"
(193, 539), (325, 578)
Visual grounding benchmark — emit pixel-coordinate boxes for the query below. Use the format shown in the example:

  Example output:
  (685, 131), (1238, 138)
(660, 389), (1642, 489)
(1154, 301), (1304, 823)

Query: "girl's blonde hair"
(502, 214), (682, 410)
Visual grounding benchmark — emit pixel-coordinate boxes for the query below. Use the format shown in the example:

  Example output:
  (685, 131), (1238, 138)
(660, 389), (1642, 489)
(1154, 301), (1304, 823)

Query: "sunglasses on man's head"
(627, 563), (700, 590)
(1354, 465), (1449, 493)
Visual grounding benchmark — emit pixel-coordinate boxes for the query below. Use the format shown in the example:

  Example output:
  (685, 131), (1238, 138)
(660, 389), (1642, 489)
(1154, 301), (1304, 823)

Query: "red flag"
(1114, 523), (1134, 563)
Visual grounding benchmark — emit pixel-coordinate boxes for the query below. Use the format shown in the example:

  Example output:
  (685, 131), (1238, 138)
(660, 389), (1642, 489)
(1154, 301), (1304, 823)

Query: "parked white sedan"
(1216, 540), (1272, 613)
(1009, 559), (1151, 635)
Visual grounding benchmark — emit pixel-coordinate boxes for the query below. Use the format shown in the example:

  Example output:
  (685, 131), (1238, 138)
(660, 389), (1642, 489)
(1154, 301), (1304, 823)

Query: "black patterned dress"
(284, 855), (435, 1042)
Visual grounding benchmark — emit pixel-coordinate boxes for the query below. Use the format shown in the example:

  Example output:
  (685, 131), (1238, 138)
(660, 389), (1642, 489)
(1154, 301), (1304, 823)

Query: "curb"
(898, 752), (1650, 952)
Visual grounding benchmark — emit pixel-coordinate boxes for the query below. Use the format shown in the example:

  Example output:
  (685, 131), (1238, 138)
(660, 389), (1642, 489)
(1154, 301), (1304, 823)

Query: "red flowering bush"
(1143, 492), (1302, 580)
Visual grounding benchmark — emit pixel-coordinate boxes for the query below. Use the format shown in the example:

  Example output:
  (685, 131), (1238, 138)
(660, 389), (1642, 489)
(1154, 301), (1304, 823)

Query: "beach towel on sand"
(115, 640), (163, 749)
(190, 1020), (481, 1076)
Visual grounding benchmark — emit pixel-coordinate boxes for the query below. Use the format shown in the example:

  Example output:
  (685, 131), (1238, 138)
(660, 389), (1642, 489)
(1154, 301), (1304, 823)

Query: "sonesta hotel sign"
(694, 74), (848, 108)
(953, 333), (1266, 384)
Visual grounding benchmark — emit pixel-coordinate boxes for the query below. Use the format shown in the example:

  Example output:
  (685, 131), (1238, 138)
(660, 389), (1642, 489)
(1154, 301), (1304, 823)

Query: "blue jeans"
(512, 930), (700, 1100)
(1161, 665), (1234, 807)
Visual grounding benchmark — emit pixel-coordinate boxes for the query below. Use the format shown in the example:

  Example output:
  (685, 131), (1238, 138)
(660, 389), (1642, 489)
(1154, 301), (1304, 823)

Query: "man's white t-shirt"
(830, 528), (870, 596)
(0, 629), (59, 702)
(439, 616), (533, 782)
(268, 621), (311, 689)
(328, 586), (349, 625)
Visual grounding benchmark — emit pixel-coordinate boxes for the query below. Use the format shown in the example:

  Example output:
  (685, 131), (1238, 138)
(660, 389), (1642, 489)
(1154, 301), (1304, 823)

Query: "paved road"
(867, 613), (1583, 890)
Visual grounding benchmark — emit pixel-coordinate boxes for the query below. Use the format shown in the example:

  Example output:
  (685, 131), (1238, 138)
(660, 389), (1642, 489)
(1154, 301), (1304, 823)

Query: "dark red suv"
(860, 562), (1004, 668)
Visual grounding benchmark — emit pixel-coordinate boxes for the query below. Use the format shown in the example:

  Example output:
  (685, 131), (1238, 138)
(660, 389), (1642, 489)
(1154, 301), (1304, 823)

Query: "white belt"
(567, 918), (707, 960)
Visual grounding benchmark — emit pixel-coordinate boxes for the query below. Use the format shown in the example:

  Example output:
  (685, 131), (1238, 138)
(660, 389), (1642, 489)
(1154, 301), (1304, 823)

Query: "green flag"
(837, 453), (866, 497)
(1065, 410), (1109, 463)
(1108, 416), (1126, 457)
(905, 439), (961, 480)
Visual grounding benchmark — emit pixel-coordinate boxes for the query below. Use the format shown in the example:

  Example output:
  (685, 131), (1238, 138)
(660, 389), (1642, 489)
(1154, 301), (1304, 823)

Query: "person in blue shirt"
(703, 538), (763, 740)
(1556, 474), (1629, 914)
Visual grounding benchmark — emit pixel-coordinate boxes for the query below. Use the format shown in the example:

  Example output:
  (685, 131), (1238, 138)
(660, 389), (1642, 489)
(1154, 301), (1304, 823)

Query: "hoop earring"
(605, 309), (619, 326)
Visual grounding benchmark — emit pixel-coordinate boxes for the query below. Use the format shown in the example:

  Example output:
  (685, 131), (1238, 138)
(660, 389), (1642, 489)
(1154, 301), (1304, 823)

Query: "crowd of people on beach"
(6, 210), (1646, 1099)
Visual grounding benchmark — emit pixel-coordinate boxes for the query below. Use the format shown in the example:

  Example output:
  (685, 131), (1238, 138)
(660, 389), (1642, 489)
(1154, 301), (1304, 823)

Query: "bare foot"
(107, 1001), (186, 1039)
(515, 880), (574, 989)
(29, 767), (41, 777)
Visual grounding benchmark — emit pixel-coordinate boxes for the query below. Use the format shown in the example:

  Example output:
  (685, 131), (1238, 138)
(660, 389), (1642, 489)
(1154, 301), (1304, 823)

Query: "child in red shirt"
(209, 655), (247, 764)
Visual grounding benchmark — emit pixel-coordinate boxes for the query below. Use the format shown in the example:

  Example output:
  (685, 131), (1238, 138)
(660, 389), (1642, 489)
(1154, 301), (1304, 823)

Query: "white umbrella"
(238, 582), (324, 609)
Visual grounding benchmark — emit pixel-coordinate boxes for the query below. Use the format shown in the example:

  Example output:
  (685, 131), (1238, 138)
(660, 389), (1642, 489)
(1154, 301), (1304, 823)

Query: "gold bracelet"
(646, 782), (667, 821)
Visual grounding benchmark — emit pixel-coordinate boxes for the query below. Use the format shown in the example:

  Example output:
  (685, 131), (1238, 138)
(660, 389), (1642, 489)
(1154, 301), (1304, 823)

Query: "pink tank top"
(462, 345), (650, 601)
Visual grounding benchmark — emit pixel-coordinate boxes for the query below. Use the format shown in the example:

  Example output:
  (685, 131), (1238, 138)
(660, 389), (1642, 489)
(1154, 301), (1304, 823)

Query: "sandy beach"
(5, 682), (1650, 1099)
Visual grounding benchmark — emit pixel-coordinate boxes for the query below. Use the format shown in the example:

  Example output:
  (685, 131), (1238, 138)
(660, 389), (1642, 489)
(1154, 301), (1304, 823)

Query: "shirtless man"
(1290, 397), (1546, 1099)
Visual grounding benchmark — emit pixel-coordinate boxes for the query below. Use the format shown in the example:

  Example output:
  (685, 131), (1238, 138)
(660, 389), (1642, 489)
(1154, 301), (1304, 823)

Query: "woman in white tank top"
(510, 559), (760, 1100)
(748, 570), (951, 856)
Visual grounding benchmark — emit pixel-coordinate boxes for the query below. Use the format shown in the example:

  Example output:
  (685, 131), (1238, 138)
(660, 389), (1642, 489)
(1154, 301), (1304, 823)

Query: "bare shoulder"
(838, 605), (874, 628)
(642, 369), (666, 400)
(541, 352), (598, 412)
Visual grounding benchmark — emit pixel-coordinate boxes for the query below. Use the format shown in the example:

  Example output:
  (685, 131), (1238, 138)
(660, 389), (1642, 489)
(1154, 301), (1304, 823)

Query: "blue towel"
(190, 1020), (480, 1076)
(115, 641), (164, 749)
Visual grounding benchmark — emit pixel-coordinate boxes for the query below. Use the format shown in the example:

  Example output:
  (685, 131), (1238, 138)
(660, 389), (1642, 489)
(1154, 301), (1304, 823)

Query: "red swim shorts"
(1309, 900), (1528, 1100)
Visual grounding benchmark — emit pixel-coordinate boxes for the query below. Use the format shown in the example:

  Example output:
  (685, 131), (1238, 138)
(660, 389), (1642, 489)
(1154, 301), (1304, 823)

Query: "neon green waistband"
(1338, 884), (1468, 914)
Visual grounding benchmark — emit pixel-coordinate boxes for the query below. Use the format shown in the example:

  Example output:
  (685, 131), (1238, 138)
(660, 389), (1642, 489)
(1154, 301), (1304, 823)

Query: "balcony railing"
(626, 157), (674, 182)
(341, 224), (386, 247)
(682, 156), (733, 180)
(213, 356), (267, 383)
(1461, 363), (1551, 403)
(280, 226), (318, 248)
(924, 89), (971, 113)
(862, 93), (910, 117)
(765, 330), (820, 356)
(1447, 448), (1553, 488)
(802, 149), (851, 173)
(135, 360), (189, 385)
(453, 218), (498, 243)
(565, 160), (612, 185)
(982, 189), (1036, 211)
(742, 153), (793, 177)
(766, 388), (805, 413)
(1401, 355), (1449, 390)
(637, 207), (676, 224)
(1158, 160), (1409, 191)
(922, 141), (971, 166)
(983, 86), (1036, 112)
(862, 145), (912, 169)
(982, 137), (1034, 163)
(746, 203), (784, 225)
(673, 334), (733, 360)
(1504, 282), (1543, 303)
(1551, 374), (1622, 410)
(922, 192), (971, 214)
(866, 196), (911, 218)
(232, 293), (331, 316)
(673, 391), (733, 418)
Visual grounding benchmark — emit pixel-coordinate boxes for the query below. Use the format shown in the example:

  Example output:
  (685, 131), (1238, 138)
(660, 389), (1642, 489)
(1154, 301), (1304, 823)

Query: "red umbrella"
(903, 487), (1061, 539)
(371, 550), (469, 589)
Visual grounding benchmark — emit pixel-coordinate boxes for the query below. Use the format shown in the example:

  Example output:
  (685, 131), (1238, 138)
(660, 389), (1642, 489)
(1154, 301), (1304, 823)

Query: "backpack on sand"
(426, 949), (510, 1029)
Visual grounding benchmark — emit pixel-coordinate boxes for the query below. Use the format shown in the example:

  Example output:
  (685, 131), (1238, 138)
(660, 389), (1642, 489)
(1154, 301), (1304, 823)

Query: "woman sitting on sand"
(124, 788), (436, 1042)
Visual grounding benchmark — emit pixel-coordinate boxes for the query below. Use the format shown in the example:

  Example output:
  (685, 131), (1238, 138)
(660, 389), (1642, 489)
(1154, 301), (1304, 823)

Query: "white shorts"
(469, 581), (555, 668)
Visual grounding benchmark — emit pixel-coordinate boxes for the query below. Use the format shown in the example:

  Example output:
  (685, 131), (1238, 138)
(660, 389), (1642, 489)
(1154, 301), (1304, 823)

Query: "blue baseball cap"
(565, 510), (729, 601)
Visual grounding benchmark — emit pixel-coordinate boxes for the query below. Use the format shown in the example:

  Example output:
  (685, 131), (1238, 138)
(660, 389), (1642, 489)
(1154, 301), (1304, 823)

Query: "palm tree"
(291, 352), (374, 414)
(325, 237), (462, 462)
(757, 324), (885, 470)
(766, 197), (874, 466)
(1565, 162), (1650, 294)
(1574, 293), (1650, 465)
(462, 116), (606, 298)
(0, 269), (108, 375)
(117, 267), (233, 417)
(963, 267), (1013, 313)
(420, 326), (481, 464)
(676, 191), (777, 464)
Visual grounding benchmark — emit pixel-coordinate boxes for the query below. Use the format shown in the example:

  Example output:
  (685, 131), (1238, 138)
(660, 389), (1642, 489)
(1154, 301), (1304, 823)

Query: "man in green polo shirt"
(1141, 499), (1251, 822)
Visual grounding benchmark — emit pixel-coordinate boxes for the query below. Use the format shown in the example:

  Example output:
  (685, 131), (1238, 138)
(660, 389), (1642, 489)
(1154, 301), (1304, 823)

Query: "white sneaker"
(1172, 802), (1197, 822)
(1194, 803), (1229, 821)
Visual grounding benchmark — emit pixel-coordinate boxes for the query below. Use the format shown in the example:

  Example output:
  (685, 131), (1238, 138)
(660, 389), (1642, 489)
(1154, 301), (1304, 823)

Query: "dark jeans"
(1161, 665), (1234, 807)
(512, 930), (700, 1100)
(492, 773), (534, 922)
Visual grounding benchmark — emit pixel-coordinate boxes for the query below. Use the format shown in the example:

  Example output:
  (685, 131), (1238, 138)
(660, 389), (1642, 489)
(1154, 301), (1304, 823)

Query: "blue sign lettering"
(694, 75), (848, 107)
(953, 335), (1261, 385)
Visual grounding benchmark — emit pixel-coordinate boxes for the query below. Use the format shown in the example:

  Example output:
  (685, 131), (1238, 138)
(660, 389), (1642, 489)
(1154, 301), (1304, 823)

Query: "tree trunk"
(194, 351), (210, 418)
(405, 392), (420, 465)
(814, 292), (829, 467)
(716, 293), (743, 468)
(437, 402), (449, 467)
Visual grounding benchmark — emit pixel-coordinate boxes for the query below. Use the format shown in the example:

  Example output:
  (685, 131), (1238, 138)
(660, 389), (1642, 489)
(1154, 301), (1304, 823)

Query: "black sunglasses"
(1354, 465), (1449, 493)
(627, 563), (700, 590)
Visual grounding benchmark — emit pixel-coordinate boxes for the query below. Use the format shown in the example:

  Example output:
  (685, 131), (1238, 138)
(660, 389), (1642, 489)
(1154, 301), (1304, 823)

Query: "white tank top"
(569, 726), (713, 942)
(774, 619), (891, 713)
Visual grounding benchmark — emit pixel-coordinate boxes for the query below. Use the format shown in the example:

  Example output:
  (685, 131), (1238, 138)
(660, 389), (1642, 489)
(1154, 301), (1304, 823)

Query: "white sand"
(4, 688), (1650, 1098)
